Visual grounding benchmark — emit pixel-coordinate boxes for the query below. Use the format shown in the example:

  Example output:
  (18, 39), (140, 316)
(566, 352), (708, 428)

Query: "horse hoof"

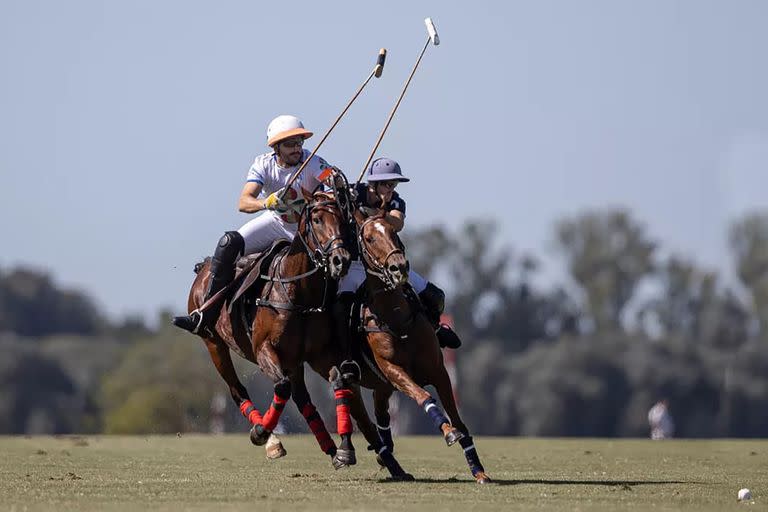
(390, 472), (415, 482)
(332, 448), (357, 470)
(475, 472), (492, 484)
(444, 427), (465, 447)
(250, 424), (270, 446)
(265, 436), (286, 459)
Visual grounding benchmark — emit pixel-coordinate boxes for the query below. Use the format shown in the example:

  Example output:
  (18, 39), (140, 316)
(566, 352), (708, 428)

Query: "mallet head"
(374, 48), (387, 78)
(424, 17), (440, 46)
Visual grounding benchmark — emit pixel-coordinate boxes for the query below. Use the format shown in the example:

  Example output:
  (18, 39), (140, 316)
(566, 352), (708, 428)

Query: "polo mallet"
(279, 48), (388, 201)
(356, 18), (440, 185)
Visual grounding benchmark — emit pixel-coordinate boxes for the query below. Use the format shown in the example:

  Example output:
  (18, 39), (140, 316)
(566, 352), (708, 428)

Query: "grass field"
(1, 434), (765, 511)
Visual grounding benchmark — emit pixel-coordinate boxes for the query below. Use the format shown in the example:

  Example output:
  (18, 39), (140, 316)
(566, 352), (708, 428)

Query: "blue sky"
(1, 1), (767, 321)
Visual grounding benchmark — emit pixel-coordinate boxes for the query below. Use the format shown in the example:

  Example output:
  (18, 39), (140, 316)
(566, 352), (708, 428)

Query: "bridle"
(357, 215), (406, 291)
(254, 192), (348, 314)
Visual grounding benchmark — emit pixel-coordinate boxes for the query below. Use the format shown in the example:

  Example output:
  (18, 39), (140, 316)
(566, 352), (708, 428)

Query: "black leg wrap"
(459, 435), (485, 476)
(422, 397), (450, 432)
(376, 423), (394, 453)
(375, 445), (414, 481)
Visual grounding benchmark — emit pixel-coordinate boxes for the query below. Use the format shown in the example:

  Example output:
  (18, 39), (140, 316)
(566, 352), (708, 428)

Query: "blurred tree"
(729, 212), (768, 337)
(638, 256), (748, 347)
(0, 267), (104, 337)
(0, 340), (84, 433)
(404, 220), (571, 351)
(555, 210), (655, 332)
(100, 330), (222, 434)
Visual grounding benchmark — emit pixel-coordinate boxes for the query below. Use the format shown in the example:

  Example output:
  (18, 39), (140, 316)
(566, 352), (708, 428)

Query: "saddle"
(348, 285), (423, 383)
(226, 239), (292, 347)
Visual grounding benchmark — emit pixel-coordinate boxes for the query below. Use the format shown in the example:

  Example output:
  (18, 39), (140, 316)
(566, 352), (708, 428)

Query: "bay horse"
(184, 187), (361, 466)
(352, 208), (491, 484)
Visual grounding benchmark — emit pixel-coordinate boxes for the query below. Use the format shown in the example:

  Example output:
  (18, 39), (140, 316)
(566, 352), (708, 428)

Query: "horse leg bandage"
(301, 403), (336, 454)
(334, 388), (354, 436)
(261, 379), (291, 432)
(239, 400), (263, 426)
(459, 435), (485, 476)
(376, 422), (394, 451)
(422, 397), (450, 431)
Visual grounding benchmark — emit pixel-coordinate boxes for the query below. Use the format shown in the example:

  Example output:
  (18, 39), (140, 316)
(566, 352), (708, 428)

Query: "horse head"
(353, 207), (409, 290)
(298, 189), (352, 279)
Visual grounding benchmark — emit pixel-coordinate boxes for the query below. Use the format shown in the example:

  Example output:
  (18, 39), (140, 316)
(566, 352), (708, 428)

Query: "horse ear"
(353, 207), (366, 224)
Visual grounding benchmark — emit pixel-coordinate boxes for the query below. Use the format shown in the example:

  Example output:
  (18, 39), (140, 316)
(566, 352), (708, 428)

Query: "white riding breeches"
(237, 211), (297, 255)
(337, 260), (428, 295)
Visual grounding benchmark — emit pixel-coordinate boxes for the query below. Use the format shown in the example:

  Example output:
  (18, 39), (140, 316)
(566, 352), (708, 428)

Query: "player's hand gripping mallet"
(356, 18), (439, 184)
(281, 49), (387, 200)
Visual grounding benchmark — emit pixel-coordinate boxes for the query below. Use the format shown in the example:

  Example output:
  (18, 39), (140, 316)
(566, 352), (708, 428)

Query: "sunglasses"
(376, 180), (398, 189)
(280, 138), (304, 149)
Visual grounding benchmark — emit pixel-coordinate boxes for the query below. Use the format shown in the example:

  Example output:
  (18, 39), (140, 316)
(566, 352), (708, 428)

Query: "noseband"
(357, 215), (405, 291)
(299, 199), (347, 269)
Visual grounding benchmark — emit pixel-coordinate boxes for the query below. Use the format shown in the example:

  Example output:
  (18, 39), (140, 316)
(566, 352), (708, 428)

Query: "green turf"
(1, 435), (765, 511)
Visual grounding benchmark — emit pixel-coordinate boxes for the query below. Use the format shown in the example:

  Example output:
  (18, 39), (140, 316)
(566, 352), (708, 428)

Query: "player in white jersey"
(173, 115), (333, 335)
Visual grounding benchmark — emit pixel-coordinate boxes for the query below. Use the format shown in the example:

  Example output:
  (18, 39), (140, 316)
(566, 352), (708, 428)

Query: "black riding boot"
(418, 282), (462, 349)
(333, 291), (361, 383)
(173, 231), (244, 336)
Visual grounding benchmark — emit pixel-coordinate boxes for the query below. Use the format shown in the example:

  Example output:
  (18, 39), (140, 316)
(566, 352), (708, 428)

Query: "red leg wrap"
(301, 403), (336, 454)
(261, 394), (287, 432)
(239, 400), (263, 426)
(334, 389), (354, 436)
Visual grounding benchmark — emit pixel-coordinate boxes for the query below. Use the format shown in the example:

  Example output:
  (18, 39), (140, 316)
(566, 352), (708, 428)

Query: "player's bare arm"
(238, 182), (266, 213)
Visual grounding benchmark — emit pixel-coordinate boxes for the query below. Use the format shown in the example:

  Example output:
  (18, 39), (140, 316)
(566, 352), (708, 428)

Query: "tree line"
(1, 209), (767, 437)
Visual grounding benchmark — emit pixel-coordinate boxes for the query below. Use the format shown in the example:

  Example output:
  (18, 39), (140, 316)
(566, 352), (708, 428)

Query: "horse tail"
(193, 257), (211, 274)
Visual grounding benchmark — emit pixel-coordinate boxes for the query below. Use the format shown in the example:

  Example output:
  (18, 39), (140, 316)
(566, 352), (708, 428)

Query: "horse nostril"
(332, 255), (342, 267)
(389, 264), (400, 274)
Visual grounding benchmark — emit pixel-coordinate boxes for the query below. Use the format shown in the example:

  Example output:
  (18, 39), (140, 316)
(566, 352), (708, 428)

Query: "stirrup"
(172, 309), (205, 335)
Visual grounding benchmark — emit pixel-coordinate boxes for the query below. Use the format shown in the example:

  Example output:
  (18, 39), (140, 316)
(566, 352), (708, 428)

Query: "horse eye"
(313, 217), (321, 225)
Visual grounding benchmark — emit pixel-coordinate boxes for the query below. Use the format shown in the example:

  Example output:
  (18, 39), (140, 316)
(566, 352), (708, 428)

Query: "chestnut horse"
(352, 208), (491, 484)
(184, 188), (361, 466)
(265, 208), (490, 483)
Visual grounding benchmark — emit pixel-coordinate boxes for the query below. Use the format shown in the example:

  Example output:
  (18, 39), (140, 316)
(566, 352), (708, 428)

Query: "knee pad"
(210, 231), (245, 280)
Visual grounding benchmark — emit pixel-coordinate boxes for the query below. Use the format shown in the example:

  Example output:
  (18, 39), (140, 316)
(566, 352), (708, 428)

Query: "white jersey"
(246, 149), (331, 196)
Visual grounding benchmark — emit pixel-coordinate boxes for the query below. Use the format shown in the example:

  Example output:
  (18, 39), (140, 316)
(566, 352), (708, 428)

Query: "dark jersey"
(354, 183), (406, 214)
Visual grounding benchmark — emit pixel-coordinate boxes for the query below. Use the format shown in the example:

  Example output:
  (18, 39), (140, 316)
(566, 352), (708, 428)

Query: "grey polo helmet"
(366, 158), (410, 182)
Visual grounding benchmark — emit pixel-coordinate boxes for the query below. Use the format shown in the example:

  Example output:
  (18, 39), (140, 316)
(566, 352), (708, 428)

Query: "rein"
(254, 197), (346, 314)
(357, 215), (405, 291)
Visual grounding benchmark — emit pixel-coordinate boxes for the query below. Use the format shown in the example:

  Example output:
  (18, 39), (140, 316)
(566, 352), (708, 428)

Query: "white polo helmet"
(266, 115), (313, 147)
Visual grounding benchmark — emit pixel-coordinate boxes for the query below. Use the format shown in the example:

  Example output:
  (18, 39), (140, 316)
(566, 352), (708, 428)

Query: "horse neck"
(365, 276), (413, 327)
(283, 232), (326, 304)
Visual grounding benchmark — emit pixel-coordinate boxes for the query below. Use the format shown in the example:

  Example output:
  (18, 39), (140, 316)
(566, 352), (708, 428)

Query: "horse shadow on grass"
(377, 477), (703, 487)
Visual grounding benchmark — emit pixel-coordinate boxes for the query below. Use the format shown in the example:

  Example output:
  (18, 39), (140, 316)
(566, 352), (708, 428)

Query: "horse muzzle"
(329, 248), (351, 279)
(386, 258), (409, 287)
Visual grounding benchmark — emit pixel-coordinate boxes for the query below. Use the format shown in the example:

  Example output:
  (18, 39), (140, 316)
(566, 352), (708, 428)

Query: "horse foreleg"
(363, 385), (413, 481)
(432, 365), (491, 484)
(373, 386), (395, 453)
(290, 366), (337, 458)
(375, 356), (465, 447)
(250, 343), (291, 447)
(203, 337), (265, 429)
(328, 366), (356, 469)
